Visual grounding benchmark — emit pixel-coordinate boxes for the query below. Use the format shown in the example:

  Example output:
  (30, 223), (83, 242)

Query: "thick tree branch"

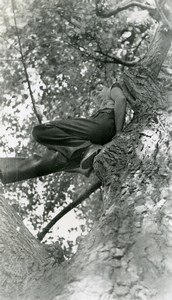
(37, 178), (101, 241)
(11, 0), (42, 124)
(155, 0), (172, 30)
(141, 24), (172, 77)
(95, 0), (156, 19)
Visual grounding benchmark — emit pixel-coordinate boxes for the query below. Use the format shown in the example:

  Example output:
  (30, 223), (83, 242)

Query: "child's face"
(92, 86), (108, 107)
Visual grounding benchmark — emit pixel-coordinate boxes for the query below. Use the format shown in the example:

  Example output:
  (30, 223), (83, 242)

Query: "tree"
(1, 0), (172, 299)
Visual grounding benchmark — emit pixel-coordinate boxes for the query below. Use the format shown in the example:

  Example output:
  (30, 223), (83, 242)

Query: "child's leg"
(0, 151), (67, 184)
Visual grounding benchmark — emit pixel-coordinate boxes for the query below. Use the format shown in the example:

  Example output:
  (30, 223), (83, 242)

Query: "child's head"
(91, 85), (109, 107)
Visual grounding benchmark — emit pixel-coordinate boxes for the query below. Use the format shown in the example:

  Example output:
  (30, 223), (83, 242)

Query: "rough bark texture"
(1, 24), (172, 300)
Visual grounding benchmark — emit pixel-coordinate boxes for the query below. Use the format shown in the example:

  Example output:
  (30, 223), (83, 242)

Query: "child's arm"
(110, 86), (127, 133)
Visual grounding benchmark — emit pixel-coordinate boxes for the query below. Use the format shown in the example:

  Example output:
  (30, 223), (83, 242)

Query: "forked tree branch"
(37, 178), (101, 241)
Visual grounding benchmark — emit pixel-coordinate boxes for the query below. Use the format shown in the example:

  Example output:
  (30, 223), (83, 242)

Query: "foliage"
(0, 0), (153, 256)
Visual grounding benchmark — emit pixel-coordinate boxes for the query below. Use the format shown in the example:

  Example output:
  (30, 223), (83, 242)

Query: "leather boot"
(80, 145), (102, 169)
(0, 151), (67, 184)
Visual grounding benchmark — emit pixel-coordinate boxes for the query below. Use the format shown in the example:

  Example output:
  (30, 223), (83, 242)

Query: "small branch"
(37, 178), (101, 241)
(0, 34), (20, 53)
(62, 12), (139, 67)
(95, 0), (156, 19)
(95, 44), (139, 66)
(67, 39), (139, 67)
(132, 32), (148, 56)
(0, 58), (21, 62)
(11, 0), (42, 124)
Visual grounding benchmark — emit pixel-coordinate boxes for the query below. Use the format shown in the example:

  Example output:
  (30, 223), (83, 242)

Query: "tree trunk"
(1, 25), (172, 300)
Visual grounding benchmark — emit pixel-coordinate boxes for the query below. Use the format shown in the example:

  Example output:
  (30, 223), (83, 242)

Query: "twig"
(67, 39), (139, 67)
(132, 32), (148, 56)
(37, 178), (101, 241)
(95, 0), (156, 19)
(0, 34), (20, 53)
(95, 44), (139, 66)
(11, 0), (42, 124)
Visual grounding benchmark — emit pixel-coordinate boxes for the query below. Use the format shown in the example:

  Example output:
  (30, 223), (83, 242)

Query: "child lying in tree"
(0, 84), (126, 184)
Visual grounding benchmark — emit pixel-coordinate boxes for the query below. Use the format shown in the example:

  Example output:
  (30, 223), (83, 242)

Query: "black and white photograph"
(0, 0), (172, 299)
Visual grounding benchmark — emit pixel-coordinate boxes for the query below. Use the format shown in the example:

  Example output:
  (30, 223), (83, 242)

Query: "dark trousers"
(0, 110), (115, 183)
(0, 129), (91, 184)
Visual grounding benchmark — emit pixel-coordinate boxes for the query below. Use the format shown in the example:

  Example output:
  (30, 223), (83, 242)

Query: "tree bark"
(1, 24), (172, 300)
